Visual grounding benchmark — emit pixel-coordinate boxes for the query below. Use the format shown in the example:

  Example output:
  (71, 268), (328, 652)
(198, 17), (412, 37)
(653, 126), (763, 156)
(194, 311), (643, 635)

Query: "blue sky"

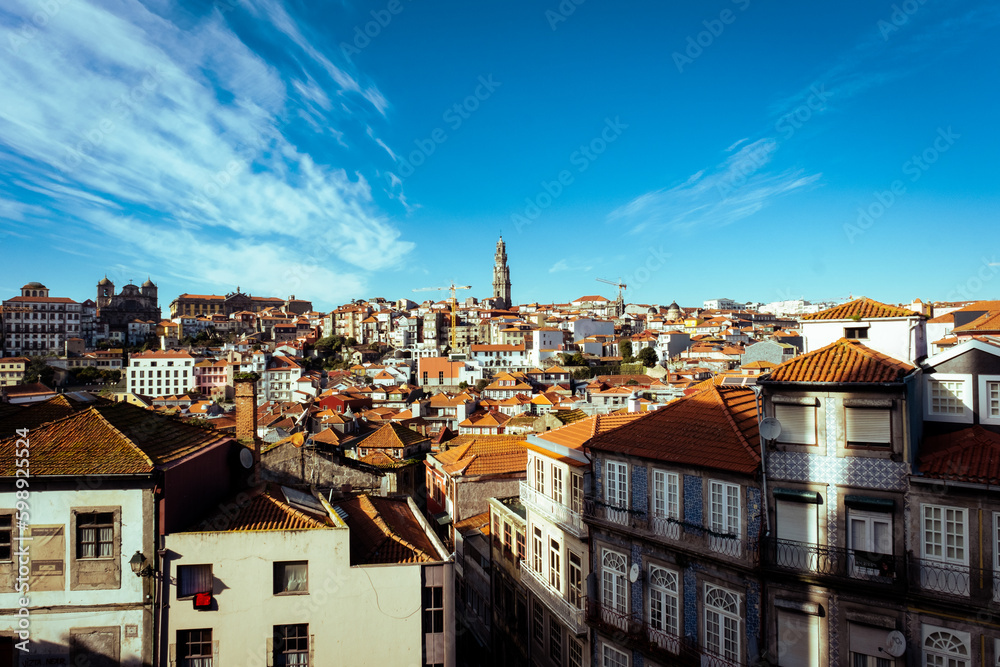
(1, 0), (997, 315)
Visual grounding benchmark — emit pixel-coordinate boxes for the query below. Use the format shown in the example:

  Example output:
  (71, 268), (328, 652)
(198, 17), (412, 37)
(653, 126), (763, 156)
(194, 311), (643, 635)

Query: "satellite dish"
(759, 417), (782, 441)
(628, 563), (640, 583)
(239, 448), (254, 469)
(884, 630), (906, 657)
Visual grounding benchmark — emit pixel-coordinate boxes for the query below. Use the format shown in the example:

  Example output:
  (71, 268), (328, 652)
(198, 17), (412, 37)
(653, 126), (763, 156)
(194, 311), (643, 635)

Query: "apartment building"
(585, 384), (763, 667)
(127, 349), (196, 397)
(2, 282), (82, 355)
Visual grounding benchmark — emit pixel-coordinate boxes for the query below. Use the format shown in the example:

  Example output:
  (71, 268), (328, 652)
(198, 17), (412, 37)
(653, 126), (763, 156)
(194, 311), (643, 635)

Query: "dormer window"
(844, 326), (869, 340)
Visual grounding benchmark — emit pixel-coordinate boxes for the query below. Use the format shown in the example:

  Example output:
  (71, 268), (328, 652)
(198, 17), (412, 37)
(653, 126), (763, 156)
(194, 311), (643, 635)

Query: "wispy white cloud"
(549, 259), (594, 274)
(609, 139), (821, 234)
(0, 0), (409, 306)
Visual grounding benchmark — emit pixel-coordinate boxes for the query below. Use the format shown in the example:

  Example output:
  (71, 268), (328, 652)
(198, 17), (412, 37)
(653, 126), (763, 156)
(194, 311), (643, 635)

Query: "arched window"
(705, 584), (740, 662)
(649, 566), (679, 641)
(923, 629), (969, 667)
(601, 549), (627, 618)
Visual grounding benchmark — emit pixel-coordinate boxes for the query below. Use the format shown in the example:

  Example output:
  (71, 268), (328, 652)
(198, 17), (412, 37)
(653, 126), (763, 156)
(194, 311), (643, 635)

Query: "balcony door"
(776, 500), (818, 572)
(848, 511), (892, 580)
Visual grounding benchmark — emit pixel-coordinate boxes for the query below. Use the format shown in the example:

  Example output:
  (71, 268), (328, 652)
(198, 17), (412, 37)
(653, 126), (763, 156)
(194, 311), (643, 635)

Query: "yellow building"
(0, 356), (27, 386)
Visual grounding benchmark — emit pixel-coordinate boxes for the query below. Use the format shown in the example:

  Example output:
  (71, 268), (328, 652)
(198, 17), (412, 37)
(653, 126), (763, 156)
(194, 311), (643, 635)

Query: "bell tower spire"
(492, 236), (511, 310)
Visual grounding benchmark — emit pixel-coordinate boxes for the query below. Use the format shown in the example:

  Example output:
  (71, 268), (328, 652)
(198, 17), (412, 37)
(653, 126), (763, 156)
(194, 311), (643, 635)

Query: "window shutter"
(777, 610), (819, 667)
(266, 637), (274, 667)
(776, 500), (817, 545)
(845, 408), (891, 444)
(213, 640), (219, 665)
(168, 644), (176, 667)
(775, 404), (816, 445)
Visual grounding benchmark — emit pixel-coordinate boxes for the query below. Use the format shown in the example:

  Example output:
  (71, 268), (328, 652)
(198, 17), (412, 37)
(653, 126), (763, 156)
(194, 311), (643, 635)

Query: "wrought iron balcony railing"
(519, 481), (586, 538)
(762, 537), (903, 587)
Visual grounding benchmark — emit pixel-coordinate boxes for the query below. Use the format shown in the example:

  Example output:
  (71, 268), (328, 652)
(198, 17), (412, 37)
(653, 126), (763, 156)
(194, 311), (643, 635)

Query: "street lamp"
(129, 551), (153, 577)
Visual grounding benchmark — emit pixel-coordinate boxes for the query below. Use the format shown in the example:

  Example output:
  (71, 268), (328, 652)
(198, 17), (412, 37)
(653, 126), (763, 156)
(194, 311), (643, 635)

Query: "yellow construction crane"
(413, 283), (471, 350)
(596, 277), (626, 317)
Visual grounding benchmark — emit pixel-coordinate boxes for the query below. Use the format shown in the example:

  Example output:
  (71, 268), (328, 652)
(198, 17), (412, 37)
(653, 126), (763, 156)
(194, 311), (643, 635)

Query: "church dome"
(98, 276), (112, 286)
(22, 281), (45, 289)
(142, 278), (155, 288)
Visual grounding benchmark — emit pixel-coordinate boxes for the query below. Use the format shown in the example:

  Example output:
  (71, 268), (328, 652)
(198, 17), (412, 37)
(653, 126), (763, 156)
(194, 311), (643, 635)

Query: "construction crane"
(413, 283), (471, 351)
(0, 304), (33, 356)
(596, 277), (627, 317)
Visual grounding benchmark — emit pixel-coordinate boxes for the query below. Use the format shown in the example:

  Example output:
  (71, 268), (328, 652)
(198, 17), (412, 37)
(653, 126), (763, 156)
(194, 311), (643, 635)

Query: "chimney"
(234, 377), (260, 484)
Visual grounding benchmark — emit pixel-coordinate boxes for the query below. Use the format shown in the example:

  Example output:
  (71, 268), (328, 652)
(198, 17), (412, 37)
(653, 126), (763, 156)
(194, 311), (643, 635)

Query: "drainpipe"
(752, 385), (770, 538)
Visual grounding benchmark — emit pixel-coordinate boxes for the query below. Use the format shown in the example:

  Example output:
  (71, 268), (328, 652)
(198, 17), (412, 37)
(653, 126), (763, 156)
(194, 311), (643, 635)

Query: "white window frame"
(920, 504), (970, 596)
(552, 465), (564, 505)
(979, 375), (1000, 426)
(922, 624), (970, 667)
(709, 480), (742, 556)
(602, 643), (629, 667)
(922, 505), (968, 566)
(925, 373), (973, 424)
(704, 584), (741, 663)
(601, 548), (628, 616)
(652, 469), (680, 520)
(549, 539), (562, 591)
(648, 566), (680, 647)
(534, 456), (545, 494)
(847, 509), (893, 578)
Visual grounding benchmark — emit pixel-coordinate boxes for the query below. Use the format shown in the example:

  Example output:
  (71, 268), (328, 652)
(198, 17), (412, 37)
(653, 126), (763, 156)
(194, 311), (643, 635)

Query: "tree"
(619, 339), (634, 363)
(458, 381), (469, 390)
(636, 347), (659, 368)
(474, 379), (489, 393)
(24, 356), (55, 386)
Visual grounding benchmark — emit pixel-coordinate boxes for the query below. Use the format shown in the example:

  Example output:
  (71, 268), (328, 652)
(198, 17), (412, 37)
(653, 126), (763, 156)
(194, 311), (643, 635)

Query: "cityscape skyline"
(2, 0), (998, 312)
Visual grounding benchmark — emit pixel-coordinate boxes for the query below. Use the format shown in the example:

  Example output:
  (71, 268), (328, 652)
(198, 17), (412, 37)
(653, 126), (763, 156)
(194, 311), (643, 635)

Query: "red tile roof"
(765, 338), (913, 383)
(800, 297), (922, 320)
(356, 421), (429, 450)
(200, 488), (330, 531)
(336, 494), (440, 564)
(954, 312), (1000, 334)
(918, 426), (1000, 483)
(0, 403), (230, 477)
(433, 435), (528, 477)
(588, 386), (760, 475)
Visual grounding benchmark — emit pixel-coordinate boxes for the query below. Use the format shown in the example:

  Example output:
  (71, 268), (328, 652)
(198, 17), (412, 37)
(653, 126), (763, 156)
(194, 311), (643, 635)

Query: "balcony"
(521, 561), (587, 635)
(906, 555), (1000, 606)
(519, 481), (586, 538)
(762, 537), (904, 589)
(585, 498), (758, 566)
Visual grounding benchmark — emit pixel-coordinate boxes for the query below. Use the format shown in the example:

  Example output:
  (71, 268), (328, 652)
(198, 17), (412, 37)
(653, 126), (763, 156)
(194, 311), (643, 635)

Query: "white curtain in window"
(283, 563), (308, 592)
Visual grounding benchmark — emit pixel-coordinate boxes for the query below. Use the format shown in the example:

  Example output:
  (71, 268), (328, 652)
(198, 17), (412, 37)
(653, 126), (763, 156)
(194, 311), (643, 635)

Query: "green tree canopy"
(619, 339), (634, 363)
(636, 347), (659, 368)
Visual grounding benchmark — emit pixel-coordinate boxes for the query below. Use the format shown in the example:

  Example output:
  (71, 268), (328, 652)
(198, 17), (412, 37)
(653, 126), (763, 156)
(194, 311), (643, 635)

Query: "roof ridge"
(90, 407), (156, 468)
(359, 495), (429, 562)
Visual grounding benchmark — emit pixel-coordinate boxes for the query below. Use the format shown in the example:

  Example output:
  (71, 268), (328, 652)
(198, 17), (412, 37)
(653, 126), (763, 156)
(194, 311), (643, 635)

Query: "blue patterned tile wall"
(746, 579), (761, 659)
(683, 568), (698, 640)
(684, 474), (703, 534)
(632, 651), (644, 667)
(746, 486), (762, 541)
(631, 543), (643, 615)
(632, 465), (648, 514)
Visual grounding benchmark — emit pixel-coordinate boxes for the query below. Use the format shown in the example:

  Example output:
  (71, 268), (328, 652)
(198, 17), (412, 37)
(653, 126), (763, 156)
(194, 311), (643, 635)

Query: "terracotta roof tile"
(954, 312), (1000, 334)
(765, 338), (913, 383)
(199, 488), (330, 531)
(336, 494), (439, 564)
(433, 435), (528, 477)
(535, 412), (645, 451)
(588, 386), (760, 475)
(800, 297), (922, 320)
(918, 426), (1000, 483)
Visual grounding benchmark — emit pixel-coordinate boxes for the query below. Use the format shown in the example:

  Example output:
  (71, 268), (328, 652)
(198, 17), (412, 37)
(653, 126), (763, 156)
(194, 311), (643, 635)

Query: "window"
(777, 610), (820, 666)
(549, 618), (562, 663)
(569, 637), (583, 667)
(926, 374), (972, 422)
(552, 466), (564, 504)
(569, 551), (583, 608)
(0, 514), (12, 561)
(532, 527), (542, 573)
(709, 480), (741, 556)
(602, 549), (627, 617)
(652, 470), (680, 519)
(602, 644), (628, 667)
(549, 539), (561, 590)
(851, 654), (891, 667)
(921, 505), (969, 595)
(648, 566), (679, 645)
(774, 404), (816, 445)
(503, 522), (512, 550)
(923, 626), (969, 667)
(845, 407), (891, 447)
(532, 600), (544, 643)
(77, 512), (113, 558)
(704, 585), (741, 662)
(844, 326), (869, 339)
(979, 376), (1000, 425)
(178, 629), (213, 667)
(273, 561), (308, 594)
(516, 530), (525, 560)
(423, 584), (444, 632)
(849, 510), (892, 578)
(177, 564), (213, 598)
(274, 624), (309, 666)
(571, 473), (584, 514)
(535, 457), (546, 494)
